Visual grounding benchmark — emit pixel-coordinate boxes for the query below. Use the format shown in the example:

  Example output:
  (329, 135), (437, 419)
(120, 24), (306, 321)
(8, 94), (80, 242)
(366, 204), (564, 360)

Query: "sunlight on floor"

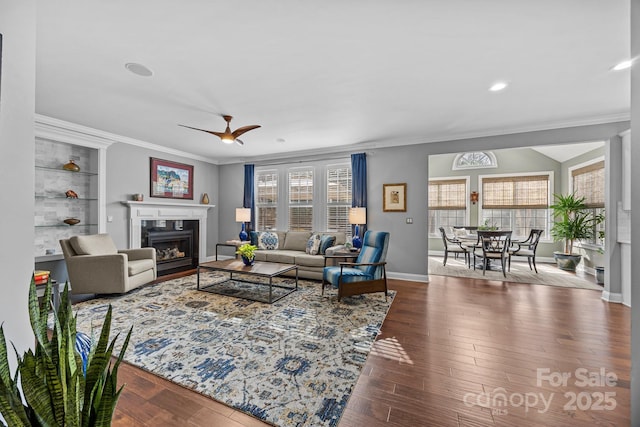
(370, 336), (414, 365)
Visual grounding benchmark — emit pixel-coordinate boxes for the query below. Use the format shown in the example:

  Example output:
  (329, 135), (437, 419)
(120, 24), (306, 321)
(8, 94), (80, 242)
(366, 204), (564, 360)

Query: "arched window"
(453, 152), (497, 170)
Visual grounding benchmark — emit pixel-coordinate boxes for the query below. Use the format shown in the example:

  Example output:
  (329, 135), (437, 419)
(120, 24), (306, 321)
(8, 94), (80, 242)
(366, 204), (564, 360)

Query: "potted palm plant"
(550, 193), (604, 272)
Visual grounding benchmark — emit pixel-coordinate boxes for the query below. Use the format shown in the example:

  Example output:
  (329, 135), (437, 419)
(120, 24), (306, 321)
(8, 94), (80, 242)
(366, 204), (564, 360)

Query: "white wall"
(629, 0), (640, 422)
(0, 0), (37, 371)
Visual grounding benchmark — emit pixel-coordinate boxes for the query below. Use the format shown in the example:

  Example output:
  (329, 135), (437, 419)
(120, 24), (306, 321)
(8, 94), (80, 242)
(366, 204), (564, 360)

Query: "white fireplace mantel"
(121, 201), (214, 260)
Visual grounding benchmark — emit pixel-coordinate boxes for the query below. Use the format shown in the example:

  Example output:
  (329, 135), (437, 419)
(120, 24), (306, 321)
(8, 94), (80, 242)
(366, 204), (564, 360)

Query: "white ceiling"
(35, 1), (630, 164)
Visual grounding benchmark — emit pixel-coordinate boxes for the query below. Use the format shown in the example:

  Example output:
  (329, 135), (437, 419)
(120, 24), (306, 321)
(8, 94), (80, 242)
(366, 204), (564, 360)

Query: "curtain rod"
(251, 151), (372, 167)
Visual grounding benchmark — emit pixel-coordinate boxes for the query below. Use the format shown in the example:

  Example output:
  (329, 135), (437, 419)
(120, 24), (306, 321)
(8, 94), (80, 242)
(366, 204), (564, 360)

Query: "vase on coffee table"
(242, 255), (254, 266)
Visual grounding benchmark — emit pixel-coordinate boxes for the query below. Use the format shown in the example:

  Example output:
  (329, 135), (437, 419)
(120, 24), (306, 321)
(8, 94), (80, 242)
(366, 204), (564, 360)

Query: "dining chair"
(509, 229), (544, 273)
(439, 227), (469, 267)
(473, 230), (512, 277)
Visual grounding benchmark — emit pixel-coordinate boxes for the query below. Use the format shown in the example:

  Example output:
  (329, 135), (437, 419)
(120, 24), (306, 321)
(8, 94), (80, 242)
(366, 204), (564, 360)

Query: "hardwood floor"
(112, 275), (630, 426)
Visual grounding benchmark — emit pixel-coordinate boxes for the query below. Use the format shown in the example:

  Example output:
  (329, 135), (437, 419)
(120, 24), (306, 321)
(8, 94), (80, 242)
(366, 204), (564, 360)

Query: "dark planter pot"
(241, 255), (255, 266)
(553, 252), (582, 272)
(595, 266), (605, 285)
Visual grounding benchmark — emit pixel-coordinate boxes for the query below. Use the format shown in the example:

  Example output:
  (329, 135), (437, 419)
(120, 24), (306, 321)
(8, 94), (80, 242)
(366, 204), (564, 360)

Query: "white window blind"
(256, 170), (277, 230)
(572, 161), (604, 208)
(327, 165), (352, 234)
(288, 168), (313, 231)
(482, 175), (549, 209)
(429, 179), (467, 210)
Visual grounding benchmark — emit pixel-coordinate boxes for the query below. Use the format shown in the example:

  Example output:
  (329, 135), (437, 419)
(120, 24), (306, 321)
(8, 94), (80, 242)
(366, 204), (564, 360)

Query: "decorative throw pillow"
(250, 230), (259, 247)
(306, 233), (322, 255)
(258, 231), (279, 250)
(319, 235), (336, 255)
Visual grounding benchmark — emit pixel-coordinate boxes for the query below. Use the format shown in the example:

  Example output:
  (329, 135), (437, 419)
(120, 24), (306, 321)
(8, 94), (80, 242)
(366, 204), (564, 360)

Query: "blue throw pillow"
(250, 230), (259, 247)
(319, 235), (336, 255)
(258, 231), (279, 250)
(306, 233), (322, 255)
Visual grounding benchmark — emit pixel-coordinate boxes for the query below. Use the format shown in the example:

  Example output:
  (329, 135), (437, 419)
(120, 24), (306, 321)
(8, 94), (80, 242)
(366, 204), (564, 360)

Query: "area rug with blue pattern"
(72, 272), (396, 426)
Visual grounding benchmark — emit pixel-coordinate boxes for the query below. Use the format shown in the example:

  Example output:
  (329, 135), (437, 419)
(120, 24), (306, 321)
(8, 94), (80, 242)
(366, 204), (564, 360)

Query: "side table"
(36, 280), (61, 311)
(216, 241), (250, 260)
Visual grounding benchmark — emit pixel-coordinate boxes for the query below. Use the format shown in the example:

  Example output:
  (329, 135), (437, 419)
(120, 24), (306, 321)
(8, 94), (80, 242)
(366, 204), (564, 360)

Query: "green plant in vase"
(236, 243), (258, 266)
(0, 277), (132, 426)
(550, 193), (604, 271)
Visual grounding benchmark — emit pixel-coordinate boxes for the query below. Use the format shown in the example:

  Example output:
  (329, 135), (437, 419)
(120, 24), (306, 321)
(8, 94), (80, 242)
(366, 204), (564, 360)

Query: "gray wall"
(105, 143), (220, 258)
(0, 0), (37, 371)
(218, 163), (245, 242)
(428, 147), (564, 257)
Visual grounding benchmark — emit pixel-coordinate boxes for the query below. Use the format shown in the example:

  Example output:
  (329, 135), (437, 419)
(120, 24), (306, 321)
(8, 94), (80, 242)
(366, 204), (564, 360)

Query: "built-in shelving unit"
(34, 116), (113, 262)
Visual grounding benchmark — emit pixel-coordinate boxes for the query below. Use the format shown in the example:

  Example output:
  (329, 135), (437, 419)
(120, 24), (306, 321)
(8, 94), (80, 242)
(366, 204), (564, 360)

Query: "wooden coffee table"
(197, 259), (298, 303)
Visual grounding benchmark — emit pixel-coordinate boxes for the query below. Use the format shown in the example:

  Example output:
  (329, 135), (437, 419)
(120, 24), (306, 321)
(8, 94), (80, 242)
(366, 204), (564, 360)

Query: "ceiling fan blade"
(235, 138), (244, 146)
(232, 125), (261, 138)
(179, 124), (226, 139)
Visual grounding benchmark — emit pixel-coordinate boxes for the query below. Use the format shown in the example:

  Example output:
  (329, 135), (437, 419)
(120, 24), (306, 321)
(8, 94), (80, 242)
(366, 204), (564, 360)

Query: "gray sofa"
(252, 231), (347, 280)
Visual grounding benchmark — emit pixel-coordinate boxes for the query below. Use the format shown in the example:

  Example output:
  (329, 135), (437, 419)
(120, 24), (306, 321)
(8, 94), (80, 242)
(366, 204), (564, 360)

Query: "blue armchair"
(322, 230), (390, 301)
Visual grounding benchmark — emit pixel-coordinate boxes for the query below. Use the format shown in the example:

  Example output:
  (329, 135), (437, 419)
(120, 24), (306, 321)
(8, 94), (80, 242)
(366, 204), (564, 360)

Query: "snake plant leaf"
(19, 350), (58, 426)
(28, 277), (50, 358)
(0, 350), (30, 427)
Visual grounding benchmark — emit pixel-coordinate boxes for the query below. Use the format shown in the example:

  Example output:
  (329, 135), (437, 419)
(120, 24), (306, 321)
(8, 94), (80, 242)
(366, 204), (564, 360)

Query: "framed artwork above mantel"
(150, 157), (194, 199)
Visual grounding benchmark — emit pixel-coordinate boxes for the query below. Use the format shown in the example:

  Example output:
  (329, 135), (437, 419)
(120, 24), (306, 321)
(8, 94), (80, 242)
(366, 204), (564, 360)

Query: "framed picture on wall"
(383, 183), (407, 212)
(150, 157), (194, 199)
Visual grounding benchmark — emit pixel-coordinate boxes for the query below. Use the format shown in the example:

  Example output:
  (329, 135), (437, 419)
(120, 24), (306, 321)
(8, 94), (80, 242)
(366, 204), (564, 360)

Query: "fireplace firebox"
(142, 220), (199, 275)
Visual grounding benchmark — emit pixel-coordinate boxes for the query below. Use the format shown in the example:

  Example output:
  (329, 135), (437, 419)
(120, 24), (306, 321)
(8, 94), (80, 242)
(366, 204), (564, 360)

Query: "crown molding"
(222, 112), (630, 165)
(34, 114), (220, 164)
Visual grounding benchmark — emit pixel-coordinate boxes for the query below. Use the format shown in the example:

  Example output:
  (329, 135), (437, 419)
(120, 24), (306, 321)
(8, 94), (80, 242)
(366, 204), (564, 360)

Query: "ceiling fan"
(179, 115), (261, 145)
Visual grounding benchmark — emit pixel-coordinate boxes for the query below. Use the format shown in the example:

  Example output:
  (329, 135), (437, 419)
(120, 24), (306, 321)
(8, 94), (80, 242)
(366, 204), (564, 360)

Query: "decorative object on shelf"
(150, 157), (194, 199)
(201, 193), (210, 204)
(133, 193), (144, 201)
(383, 183), (407, 212)
(45, 249), (55, 255)
(0, 279), (132, 426)
(236, 207), (251, 241)
(349, 207), (366, 249)
(65, 189), (78, 198)
(236, 243), (257, 266)
(63, 217), (81, 225)
(62, 159), (80, 172)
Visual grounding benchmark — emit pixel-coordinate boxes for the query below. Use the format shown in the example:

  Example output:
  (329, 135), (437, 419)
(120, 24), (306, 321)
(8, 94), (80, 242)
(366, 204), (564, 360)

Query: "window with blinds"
(428, 179), (467, 235)
(572, 160), (605, 245)
(429, 179), (466, 210)
(482, 175), (549, 209)
(480, 174), (550, 239)
(256, 170), (278, 230)
(327, 165), (352, 234)
(288, 168), (313, 231)
(572, 161), (604, 208)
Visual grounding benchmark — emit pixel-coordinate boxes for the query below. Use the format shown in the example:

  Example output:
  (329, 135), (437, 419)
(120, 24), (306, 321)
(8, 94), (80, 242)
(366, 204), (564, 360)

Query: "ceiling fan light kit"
(179, 115), (261, 146)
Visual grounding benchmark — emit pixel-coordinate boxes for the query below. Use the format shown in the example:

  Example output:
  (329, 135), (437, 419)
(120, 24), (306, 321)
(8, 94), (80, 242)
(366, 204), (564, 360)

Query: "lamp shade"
(349, 207), (366, 225)
(235, 208), (251, 222)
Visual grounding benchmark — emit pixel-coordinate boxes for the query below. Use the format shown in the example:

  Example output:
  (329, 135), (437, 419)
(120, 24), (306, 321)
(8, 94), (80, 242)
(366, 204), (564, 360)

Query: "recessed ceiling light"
(489, 82), (508, 92)
(125, 62), (153, 77)
(612, 59), (633, 71)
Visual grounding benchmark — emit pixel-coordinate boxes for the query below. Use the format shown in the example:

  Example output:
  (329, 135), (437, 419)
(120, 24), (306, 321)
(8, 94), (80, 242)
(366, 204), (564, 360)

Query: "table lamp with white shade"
(349, 207), (366, 249)
(236, 208), (251, 241)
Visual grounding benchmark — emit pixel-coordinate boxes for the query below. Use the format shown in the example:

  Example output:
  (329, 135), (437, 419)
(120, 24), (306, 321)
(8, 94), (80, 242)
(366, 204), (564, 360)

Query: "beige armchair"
(60, 234), (157, 294)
